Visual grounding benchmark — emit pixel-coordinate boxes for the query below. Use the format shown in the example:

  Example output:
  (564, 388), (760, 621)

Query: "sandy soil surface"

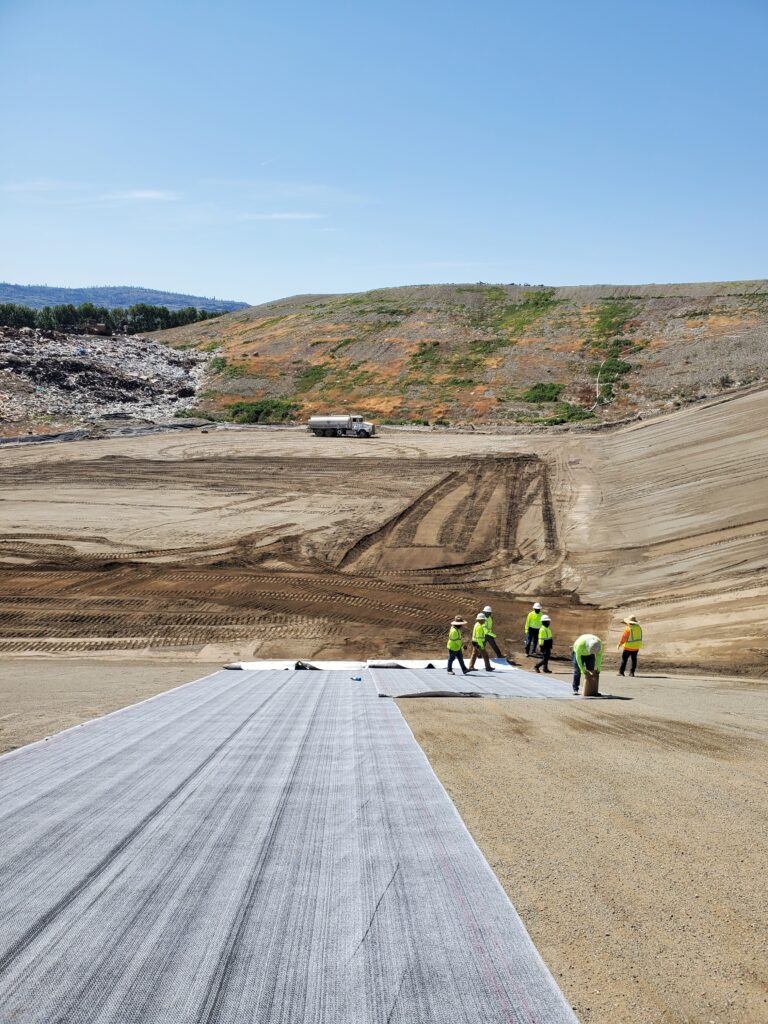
(0, 659), (221, 755)
(402, 670), (768, 1024)
(0, 386), (766, 672)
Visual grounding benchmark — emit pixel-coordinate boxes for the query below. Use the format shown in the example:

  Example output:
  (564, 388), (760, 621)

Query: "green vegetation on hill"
(522, 382), (564, 403)
(226, 399), (298, 423)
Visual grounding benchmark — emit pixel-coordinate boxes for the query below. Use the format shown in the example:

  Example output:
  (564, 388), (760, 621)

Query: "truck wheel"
(336, 428), (344, 437)
(356, 430), (369, 438)
(312, 430), (321, 436)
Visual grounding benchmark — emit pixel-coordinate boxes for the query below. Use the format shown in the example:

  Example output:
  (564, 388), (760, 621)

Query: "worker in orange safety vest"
(617, 615), (643, 677)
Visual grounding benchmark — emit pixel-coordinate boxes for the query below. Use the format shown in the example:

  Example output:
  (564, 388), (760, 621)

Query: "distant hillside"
(0, 282), (249, 313)
(151, 280), (768, 425)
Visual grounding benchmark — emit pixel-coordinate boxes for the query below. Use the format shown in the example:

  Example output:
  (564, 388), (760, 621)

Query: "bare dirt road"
(1, 385), (766, 672)
(403, 669), (768, 1024)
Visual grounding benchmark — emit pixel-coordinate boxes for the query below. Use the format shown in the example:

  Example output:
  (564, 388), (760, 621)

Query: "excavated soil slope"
(0, 385), (766, 671)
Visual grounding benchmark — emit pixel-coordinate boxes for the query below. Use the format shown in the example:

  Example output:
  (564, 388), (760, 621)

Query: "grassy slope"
(151, 280), (768, 424)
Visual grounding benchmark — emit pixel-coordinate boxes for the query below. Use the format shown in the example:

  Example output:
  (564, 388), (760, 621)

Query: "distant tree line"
(0, 302), (222, 335)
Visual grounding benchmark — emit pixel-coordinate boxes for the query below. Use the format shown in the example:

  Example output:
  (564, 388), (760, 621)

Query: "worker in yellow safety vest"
(468, 612), (493, 672)
(572, 634), (603, 694)
(617, 616), (643, 677)
(534, 615), (553, 673)
(446, 616), (470, 676)
(524, 602), (543, 656)
(482, 605), (504, 659)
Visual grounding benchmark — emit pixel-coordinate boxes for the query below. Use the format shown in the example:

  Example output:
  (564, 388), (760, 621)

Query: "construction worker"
(572, 634), (603, 694)
(446, 616), (470, 675)
(524, 602), (543, 656)
(468, 612), (494, 672)
(617, 615), (643, 676)
(534, 615), (553, 673)
(481, 605), (503, 659)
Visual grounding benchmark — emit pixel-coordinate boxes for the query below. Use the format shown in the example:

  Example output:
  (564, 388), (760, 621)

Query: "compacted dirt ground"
(402, 669), (768, 1024)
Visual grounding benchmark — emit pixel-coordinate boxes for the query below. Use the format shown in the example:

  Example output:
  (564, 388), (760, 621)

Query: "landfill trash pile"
(0, 326), (209, 430)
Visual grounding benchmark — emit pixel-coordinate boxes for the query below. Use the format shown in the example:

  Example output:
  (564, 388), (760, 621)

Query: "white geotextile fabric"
(0, 669), (577, 1023)
(370, 665), (574, 698)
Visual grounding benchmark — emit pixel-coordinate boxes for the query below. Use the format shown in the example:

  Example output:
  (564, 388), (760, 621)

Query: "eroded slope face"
(567, 388), (768, 672)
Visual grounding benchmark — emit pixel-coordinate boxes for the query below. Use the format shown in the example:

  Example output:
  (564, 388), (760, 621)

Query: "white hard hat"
(476, 612), (486, 621)
(483, 605), (492, 614)
(541, 615), (551, 623)
(586, 636), (602, 654)
(533, 602), (542, 610)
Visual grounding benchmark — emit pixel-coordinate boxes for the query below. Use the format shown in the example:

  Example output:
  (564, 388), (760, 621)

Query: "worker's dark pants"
(485, 634), (502, 658)
(525, 627), (539, 655)
(619, 649), (638, 675)
(447, 649), (468, 674)
(468, 643), (491, 671)
(572, 652), (595, 691)
(535, 641), (552, 671)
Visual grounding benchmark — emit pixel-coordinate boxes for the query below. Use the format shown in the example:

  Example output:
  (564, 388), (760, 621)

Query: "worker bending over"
(534, 615), (553, 673)
(482, 605), (503, 659)
(572, 634), (603, 694)
(618, 615), (643, 676)
(524, 602), (543, 656)
(446, 616), (470, 675)
(468, 612), (494, 672)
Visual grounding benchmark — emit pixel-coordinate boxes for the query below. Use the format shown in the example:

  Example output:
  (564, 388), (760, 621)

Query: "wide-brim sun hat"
(623, 615), (639, 624)
(451, 617), (467, 626)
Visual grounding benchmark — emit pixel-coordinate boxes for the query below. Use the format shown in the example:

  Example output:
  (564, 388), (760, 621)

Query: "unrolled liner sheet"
(0, 668), (576, 1023)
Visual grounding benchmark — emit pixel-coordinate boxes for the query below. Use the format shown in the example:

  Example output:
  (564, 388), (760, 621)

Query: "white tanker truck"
(307, 414), (376, 438)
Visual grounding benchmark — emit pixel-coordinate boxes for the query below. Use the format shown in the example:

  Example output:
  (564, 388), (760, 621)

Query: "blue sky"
(1, 0), (766, 304)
